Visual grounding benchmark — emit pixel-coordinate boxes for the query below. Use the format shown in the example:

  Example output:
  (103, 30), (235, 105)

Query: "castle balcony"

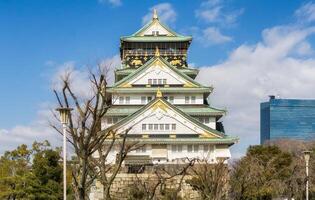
(124, 49), (187, 57)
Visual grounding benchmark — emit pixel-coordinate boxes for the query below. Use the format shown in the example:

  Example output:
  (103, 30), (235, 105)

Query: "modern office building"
(260, 96), (315, 144)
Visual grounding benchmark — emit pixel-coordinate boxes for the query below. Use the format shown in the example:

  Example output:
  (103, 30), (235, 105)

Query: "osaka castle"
(103, 10), (238, 166)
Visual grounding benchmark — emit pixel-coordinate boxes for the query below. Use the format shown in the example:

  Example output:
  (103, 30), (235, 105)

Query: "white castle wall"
(112, 94), (204, 105)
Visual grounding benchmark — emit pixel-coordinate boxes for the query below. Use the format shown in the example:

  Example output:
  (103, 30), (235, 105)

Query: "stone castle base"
(89, 174), (200, 200)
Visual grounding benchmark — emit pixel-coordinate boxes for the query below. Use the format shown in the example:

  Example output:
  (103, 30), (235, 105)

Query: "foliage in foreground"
(0, 141), (64, 200)
(230, 142), (315, 200)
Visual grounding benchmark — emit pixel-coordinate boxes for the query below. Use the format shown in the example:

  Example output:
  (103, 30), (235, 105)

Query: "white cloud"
(98, 0), (122, 7)
(0, 55), (120, 154)
(142, 3), (176, 25)
(295, 2), (315, 23)
(195, 0), (243, 26)
(201, 27), (232, 45)
(0, 105), (60, 154)
(193, 0), (242, 46)
(196, 6), (222, 23)
(196, 25), (315, 157)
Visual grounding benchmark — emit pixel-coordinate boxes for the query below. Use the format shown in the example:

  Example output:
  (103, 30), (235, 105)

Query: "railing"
(124, 49), (187, 56)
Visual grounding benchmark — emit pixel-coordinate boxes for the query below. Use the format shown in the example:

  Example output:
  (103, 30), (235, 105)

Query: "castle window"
(119, 96), (124, 104)
(172, 145), (182, 152)
(193, 145), (199, 152)
(205, 117), (210, 124)
(188, 145), (192, 152)
(125, 96), (130, 104)
(141, 96), (146, 104)
(152, 31), (159, 36)
(142, 124), (146, 130)
(204, 145), (209, 152)
(188, 145), (199, 152)
(191, 96), (196, 104)
(185, 96), (189, 104)
(169, 96), (174, 103)
(113, 117), (118, 124)
(178, 145), (182, 152)
(136, 145), (146, 153)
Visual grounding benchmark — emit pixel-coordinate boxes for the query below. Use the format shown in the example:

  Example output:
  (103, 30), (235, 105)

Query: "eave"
(104, 105), (226, 118)
(104, 137), (238, 146)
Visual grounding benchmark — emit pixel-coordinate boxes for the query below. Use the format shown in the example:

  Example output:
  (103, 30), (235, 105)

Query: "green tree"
(0, 141), (63, 200)
(230, 145), (293, 200)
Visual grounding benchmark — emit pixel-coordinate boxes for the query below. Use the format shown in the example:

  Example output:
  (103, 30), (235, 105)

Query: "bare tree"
(187, 159), (229, 200)
(52, 63), (133, 200)
(89, 129), (141, 200)
(128, 158), (195, 200)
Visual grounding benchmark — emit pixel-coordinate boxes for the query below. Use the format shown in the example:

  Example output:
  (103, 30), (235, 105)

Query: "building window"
(172, 145), (182, 152)
(169, 96), (174, 103)
(191, 96), (196, 104)
(136, 145), (146, 153)
(152, 31), (159, 36)
(119, 96), (124, 104)
(188, 145), (192, 152)
(125, 96), (130, 104)
(107, 118), (113, 124)
(205, 117), (210, 124)
(113, 117), (119, 124)
(148, 79), (152, 85)
(185, 96), (189, 104)
(204, 145), (209, 152)
(163, 79), (167, 84)
(164, 96), (168, 101)
(158, 79), (162, 85)
(193, 145), (199, 152)
(141, 123), (177, 131)
(153, 79), (157, 85)
(141, 96), (146, 104)
(147, 96), (152, 102)
(172, 145), (176, 152)
(178, 145), (182, 152)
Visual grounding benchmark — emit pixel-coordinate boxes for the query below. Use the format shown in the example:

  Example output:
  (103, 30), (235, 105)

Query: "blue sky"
(1, 0), (315, 156)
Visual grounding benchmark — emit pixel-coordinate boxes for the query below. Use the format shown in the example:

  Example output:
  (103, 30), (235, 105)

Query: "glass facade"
(260, 97), (315, 144)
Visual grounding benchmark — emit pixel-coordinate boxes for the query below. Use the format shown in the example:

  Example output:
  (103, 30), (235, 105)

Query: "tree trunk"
(103, 186), (111, 200)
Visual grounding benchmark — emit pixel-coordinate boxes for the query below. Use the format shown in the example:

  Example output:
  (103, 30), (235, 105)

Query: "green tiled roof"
(120, 36), (192, 42)
(121, 17), (192, 43)
(115, 67), (199, 77)
(105, 105), (225, 117)
(105, 136), (238, 145)
(101, 96), (225, 138)
(112, 56), (204, 88)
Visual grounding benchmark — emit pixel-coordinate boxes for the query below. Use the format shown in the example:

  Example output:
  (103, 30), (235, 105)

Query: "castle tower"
(102, 10), (238, 166)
